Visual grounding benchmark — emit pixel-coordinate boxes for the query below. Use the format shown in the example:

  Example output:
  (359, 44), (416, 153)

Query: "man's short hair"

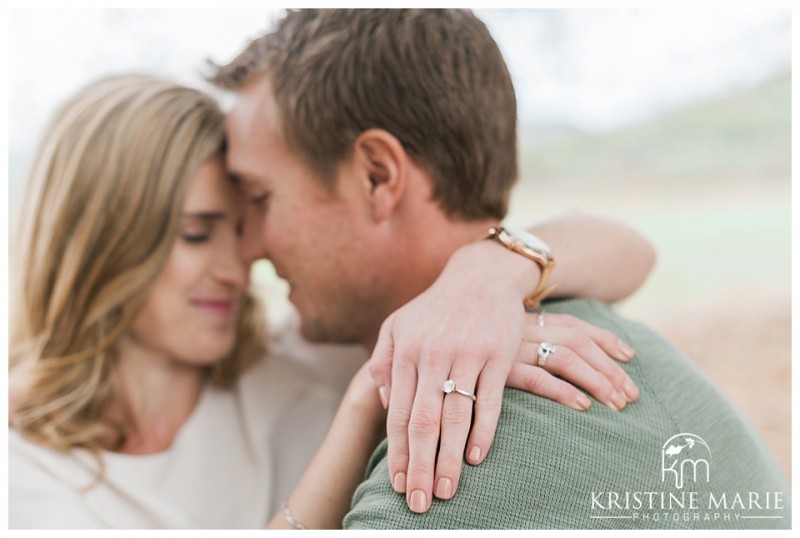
(210, 9), (518, 220)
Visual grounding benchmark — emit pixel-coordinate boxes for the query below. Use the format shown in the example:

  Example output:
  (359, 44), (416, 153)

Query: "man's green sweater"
(344, 299), (790, 529)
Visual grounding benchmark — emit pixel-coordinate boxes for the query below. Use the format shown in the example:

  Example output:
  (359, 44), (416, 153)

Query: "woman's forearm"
(268, 372), (385, 529)
(530, 213), (656, 303)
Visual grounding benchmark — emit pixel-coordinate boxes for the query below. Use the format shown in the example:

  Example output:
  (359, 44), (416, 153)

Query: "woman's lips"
(191, 299), (239, 316)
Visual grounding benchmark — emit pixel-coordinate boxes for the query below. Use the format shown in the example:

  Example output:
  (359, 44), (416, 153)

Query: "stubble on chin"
(298, 314), (364, 346)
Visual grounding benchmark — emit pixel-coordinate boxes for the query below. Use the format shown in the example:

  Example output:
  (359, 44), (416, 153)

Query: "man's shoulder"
(538, 298), (654, 342)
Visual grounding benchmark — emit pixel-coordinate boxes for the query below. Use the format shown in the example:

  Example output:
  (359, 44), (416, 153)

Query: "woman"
(9, 74), (653, 528)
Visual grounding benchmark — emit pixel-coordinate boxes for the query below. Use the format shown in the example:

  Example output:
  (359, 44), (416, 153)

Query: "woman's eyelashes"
(180, 217), (214, 244)
(181, 232), (211, 244)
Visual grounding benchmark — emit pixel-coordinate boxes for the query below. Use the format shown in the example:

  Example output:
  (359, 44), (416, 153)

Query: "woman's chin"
(180, 341), (237, 366)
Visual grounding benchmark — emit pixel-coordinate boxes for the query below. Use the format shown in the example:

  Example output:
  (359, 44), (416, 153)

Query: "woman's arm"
(370, 212), (655, 513)
(530, 212), (656, 303)
(455, 213), (656, 307)
(267, 364), (385, 529)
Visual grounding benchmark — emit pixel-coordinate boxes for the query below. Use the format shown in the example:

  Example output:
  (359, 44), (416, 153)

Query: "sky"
(9, 9), (791, 129)
(485, 9), (790, 130)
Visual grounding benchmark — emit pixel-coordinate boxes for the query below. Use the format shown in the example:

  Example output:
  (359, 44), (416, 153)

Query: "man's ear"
(352, 129), (407, 222)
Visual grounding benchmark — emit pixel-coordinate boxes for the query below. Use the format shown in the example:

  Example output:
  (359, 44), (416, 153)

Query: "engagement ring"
(442, 379), (477, 402)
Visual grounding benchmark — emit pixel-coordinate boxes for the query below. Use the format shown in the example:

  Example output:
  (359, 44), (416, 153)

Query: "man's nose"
(215, 241), (249, 290)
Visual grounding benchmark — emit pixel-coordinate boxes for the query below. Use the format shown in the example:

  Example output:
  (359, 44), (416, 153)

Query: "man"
(211, 9), (789, 529)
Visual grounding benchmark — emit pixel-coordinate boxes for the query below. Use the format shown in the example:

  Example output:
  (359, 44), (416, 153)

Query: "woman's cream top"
(9, 313), (367, 529)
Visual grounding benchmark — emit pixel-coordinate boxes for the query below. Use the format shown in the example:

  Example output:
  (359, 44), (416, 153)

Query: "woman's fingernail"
(611, 390), (627, 410)
(623, 380), (639, 402)
(467, 446), (482, 464)
(393, 472), (406, 493)
(378, 385), (389, 409)
(435, 477), (453, 499)
(574, 393), (591, 410)
(618, 341), (636, 360)
(409, 490), (427, 513)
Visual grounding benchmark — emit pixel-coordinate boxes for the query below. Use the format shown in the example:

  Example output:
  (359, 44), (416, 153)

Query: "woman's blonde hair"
(10, 74), (265, 454)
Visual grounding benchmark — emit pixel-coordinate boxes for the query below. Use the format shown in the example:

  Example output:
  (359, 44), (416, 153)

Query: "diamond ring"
(537, 342), (557, 367)
(442, 379), (477, 402)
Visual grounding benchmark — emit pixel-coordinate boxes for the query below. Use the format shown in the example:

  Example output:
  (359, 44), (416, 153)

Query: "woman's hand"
(370, 298), (639, 514)
(368, 222), (649, 514)
(369, 249), (526, 514)
(507, 310), (638, 411)
(343, 358), (389, 418)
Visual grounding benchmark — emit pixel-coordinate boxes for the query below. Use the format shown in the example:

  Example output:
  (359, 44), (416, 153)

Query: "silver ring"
(537, 342), (557, 367)
(442, 379), (477, 402)
(537, 310), (545, 327)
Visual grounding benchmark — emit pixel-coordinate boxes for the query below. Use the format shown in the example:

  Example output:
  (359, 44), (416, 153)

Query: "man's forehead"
(226, 76), (277, 137)
(225, 77), (281, 180)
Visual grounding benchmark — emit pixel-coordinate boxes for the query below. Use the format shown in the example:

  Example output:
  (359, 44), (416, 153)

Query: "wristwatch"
(484, 226), (556, 309)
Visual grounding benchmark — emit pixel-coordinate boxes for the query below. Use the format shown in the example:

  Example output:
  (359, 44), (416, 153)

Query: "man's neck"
(360, 214), (499, 350)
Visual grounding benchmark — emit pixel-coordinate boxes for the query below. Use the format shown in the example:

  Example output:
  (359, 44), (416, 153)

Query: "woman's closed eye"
(181, 232), (211, 244)
(180, 215), (218, 244)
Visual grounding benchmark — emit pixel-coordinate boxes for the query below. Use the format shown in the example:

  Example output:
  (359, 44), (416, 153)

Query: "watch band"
(484, 226), (556, 309)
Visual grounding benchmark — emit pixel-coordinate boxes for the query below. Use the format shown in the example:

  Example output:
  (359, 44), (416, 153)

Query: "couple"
(9, 9), (788, 529)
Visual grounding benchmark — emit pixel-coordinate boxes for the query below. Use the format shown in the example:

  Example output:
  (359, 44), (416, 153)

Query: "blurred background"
(7, 9), (791, 474)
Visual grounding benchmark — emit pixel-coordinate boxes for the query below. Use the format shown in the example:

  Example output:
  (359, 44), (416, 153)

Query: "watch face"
(506, 227), (552, 255)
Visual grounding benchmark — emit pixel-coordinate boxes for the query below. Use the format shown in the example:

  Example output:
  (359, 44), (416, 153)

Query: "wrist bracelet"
(280, 500), (306, 530)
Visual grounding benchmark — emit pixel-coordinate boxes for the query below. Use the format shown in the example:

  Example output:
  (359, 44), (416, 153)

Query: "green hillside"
(520, 71), (791, 185)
